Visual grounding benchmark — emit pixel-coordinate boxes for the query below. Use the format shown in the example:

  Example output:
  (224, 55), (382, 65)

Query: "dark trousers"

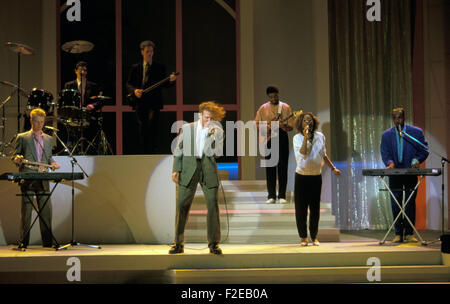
(265, 131), (289, 199)
(294, 173), (322, 240)
(388, 175), (417, 236)
(19, 181), (53, 247)
(174, 159), (221, 247)
(136, 108), (160, 154)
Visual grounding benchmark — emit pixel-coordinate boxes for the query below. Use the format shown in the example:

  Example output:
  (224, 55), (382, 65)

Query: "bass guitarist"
(254, 86), (295, 204)
(126, 40), (177, 154)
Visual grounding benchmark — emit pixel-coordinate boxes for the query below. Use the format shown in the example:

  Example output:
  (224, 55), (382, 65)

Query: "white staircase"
(184, 180), (340, 243)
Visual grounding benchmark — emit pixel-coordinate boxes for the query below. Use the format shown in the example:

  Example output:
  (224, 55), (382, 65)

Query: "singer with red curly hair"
(170, 101), (225, 255)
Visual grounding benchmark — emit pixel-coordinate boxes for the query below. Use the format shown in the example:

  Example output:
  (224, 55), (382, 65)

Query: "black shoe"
(209, 244), (222, 255)
(14, 243), (27, 251)
(169, 244), (184, 254)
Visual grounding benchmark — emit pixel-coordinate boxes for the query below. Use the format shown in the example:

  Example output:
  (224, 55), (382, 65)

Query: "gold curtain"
(328, 0), (414, 229)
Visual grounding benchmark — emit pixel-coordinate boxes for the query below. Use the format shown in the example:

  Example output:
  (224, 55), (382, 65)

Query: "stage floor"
(0, 230), (448, 284)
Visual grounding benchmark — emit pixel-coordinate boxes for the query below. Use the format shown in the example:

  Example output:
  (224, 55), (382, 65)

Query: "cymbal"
(61, 40), (94, 54)
(5, 42), (34, 55)
(0, 80), (29, 96)
(89, 95), (111, 100)
(0, 80), (19, 88)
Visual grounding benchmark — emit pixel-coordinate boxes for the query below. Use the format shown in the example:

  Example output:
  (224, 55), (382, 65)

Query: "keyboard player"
(11, 108), (60, 249)
(380, 107), (429, 243)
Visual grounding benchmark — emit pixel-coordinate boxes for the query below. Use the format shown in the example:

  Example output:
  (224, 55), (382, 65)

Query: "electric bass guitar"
(259, 110), (302, 144)
(126, 72), (179, 109)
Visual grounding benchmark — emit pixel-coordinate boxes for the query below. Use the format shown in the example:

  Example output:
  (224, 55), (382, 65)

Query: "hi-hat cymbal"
(5, 42), (34, 55)
(61, 40), (94, 54)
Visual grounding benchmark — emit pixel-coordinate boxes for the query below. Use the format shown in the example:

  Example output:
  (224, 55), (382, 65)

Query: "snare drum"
(57, 89), (81, 119)
(27, 88), (55, 114)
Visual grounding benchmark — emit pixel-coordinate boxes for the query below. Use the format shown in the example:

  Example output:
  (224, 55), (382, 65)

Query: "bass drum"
(43, 117), (70, 155)
(27, 88), (55, 115)
(57, 89), (81, 119)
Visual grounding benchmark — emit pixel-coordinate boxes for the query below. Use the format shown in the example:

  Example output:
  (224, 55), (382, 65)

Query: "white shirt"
(77, 78), (86, 104)
(195, 119), (209, 157)
(76, 78), (86, 91)
(293, 131), (326, 175)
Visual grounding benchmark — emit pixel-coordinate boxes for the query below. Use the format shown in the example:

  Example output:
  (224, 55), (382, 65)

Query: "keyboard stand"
(14, 180), (63, 251)
(378, 176), (427, 246)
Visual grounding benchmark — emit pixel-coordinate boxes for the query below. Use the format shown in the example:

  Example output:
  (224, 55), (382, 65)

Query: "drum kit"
(0, 40), (113, 156)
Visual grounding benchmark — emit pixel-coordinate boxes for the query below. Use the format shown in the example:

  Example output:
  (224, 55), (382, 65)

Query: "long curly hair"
(199, 101), (226, 122)
(294, 112), (320, 140)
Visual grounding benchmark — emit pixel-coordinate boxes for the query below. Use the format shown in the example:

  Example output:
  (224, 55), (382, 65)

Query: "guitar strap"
(276, 102), (283, 120)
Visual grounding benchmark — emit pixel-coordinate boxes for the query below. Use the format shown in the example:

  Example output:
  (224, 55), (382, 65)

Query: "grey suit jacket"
(12, 130), (55, 173)
(173, 122), (224, 188)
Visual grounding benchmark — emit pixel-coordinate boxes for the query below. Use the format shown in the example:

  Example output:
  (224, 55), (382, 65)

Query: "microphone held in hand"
(207, 127), (215, 137)
(397, 124), (402, 136)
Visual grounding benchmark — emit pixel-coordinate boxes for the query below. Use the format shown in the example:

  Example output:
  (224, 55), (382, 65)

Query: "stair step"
(184, 228), (340, 243)
(185, 180), (338, 244)
(191, 200), (332, 210)
(186, 222), (337, 230)
(187, 213), (336, 220)
(185, 214), (337, 228)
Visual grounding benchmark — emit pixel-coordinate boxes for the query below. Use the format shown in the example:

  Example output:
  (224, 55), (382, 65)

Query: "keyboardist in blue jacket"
(380, 107), (429, 243)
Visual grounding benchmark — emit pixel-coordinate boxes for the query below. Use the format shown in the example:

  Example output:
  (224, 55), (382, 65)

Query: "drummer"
(63, 61), (102, 149)
(64, 61), (101, 110)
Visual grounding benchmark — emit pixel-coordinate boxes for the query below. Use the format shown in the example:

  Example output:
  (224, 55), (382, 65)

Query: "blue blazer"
(380, 124), (429, 168)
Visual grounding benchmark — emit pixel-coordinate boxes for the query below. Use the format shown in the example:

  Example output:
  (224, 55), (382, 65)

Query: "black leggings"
(294, 173), (322, 239)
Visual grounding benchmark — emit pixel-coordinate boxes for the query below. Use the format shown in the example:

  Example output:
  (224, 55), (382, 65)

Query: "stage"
(1, 156), (449, 284)
(0, 231), (448, 284)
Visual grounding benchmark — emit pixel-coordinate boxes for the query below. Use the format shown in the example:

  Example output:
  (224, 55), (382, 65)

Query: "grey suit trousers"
(174, 158), (220, 246)
(20, 180), (53, 247)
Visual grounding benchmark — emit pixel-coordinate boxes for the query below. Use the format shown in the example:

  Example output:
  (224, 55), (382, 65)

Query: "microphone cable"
(218, 166), (230, 244)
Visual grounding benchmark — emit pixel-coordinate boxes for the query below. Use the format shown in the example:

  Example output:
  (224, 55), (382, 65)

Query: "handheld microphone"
(44, 125), (59, 132)
(397, 124), (402, 136)
(305, 124), (311, 135)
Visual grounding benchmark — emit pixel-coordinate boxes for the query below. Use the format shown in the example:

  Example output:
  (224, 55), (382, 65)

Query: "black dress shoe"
(209, 244), (222, 255)
(13, 243), (27, 251)
(169, 244), (184, 254)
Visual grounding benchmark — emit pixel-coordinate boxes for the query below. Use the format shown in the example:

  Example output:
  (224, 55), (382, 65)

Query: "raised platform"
(0, 231), (448, 284)
(1, 157), (448, 284)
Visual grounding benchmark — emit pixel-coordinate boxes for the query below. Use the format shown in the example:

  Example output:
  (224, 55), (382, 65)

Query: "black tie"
(143, 63), (150, 86)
